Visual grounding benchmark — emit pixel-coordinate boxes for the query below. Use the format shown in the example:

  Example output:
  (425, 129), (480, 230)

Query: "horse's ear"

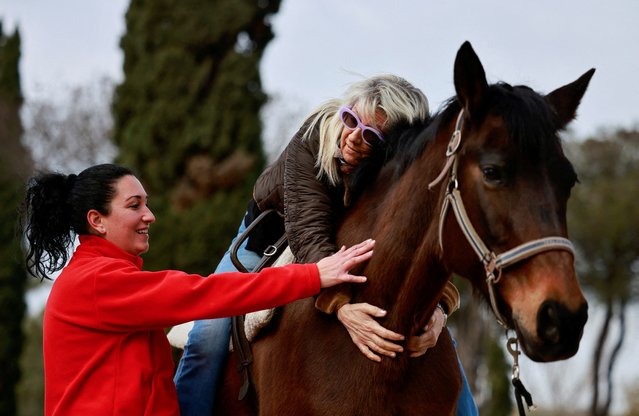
(454, 41), (489, 118)
(545, 68), (596, 130)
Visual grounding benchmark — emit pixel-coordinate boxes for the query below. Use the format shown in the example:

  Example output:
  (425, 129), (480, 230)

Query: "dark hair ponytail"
(20, 164), (134, 280)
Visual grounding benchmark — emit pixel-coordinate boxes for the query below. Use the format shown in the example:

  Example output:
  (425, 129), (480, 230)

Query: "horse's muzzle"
(523, 300), (588, 362)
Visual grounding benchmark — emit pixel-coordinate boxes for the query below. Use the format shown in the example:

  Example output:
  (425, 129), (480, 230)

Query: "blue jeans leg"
(174, 215), (261, 416)
(455, 340), (479, 416)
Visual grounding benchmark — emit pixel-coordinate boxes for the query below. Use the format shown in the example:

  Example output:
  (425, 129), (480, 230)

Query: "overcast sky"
(2, 0), (638, 412)
(1, 0), (638, 140)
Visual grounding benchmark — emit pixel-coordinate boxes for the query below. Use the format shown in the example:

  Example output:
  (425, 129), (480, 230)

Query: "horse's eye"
(482, 166), (504, 184)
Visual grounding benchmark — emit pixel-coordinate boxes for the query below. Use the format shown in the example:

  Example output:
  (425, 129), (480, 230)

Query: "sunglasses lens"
(341, 111), (358, 129)
(362, 129), (383, 147)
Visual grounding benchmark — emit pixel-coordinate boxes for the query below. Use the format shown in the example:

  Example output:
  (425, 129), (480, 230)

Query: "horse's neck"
(358, 123), (455, 333)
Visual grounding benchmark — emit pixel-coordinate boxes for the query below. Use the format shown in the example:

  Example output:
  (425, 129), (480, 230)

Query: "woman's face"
(339, 107), (387, 174)
(98, 175), (156, 256)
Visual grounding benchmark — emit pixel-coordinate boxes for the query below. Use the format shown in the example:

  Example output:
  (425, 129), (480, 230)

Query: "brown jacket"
(252, 121), (460, 315)
(253, 123), (344, 264)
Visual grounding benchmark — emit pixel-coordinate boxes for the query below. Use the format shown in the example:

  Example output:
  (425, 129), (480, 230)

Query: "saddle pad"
(166, 246), (295, 350)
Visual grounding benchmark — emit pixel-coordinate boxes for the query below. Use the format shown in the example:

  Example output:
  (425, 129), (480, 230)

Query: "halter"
(428, 109), (577, 413)
(428, 109), (575, 328)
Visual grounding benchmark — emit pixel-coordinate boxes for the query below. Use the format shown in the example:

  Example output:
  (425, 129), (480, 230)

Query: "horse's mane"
(346, 99), (459, 194)
(347, 82), (573, 195)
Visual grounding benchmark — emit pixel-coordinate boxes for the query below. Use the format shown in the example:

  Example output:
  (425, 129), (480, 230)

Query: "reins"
(428, 109), (576, 414)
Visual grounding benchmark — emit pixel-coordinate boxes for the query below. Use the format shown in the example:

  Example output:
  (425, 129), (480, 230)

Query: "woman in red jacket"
(21, 163), (374, 416)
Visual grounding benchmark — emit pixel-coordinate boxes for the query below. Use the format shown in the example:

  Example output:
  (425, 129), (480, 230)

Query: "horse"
(215, 41), (593, 415)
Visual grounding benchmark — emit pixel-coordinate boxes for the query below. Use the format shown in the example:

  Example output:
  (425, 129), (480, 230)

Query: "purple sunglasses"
(338, 106), (385, 147)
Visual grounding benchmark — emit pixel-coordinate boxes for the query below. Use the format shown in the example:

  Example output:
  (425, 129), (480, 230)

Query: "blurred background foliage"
(113, 0), (280, 274)
(0, 23), (30, 416)
(0, 1), (637, 415)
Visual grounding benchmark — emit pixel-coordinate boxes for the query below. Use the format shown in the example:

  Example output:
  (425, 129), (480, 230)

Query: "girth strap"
(231, 314), (252, 400)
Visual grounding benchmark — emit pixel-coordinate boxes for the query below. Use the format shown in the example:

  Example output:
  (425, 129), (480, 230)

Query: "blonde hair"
(303, 74), (429, 185)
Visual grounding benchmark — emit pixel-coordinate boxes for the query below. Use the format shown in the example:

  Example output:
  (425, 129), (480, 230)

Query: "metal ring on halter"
(488, 267), (503, 284)
(447, 177), (459, 193)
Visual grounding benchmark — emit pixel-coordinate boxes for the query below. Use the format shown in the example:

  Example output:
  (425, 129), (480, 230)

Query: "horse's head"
(440, 42), (592, 362)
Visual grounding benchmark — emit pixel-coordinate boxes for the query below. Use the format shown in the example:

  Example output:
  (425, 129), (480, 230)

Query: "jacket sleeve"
(314, 284), (353, 314)
(439, 281), (461, 316)
(89, 260), (320, 331)
(283, 132), (340, 264)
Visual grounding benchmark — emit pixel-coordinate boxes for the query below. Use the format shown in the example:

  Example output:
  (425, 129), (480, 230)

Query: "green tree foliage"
(566, 129), (639, 416)
(113, 0), (281, 273)
(0, 22), (31, 416)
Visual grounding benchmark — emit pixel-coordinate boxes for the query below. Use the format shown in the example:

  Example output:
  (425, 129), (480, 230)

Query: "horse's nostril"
(537, 301), (588, 348)
(539, 302), (561, 344)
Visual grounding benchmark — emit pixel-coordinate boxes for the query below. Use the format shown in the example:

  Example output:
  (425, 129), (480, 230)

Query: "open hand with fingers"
(336, 302), (447, 361)
(316, 239), (375, 288)
(336, 302), (405, 362)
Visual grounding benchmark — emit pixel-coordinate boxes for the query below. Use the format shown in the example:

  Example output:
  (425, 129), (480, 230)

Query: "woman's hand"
(336, 302), (404, 362)
(316, 239), (374, 288)
(406, 306), (446, 358)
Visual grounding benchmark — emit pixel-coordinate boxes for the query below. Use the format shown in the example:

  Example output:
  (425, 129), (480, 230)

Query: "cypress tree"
(0, 23), (31, 415)
(113, 0), (281, 273)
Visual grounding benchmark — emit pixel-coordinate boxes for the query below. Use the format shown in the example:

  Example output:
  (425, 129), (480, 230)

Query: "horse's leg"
(214, 351), (256, 416)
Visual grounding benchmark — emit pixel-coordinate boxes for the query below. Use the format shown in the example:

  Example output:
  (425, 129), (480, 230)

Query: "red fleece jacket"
(44, 235), (319, 415)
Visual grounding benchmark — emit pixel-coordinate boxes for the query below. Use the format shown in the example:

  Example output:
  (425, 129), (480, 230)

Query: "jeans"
(455, 340), (479, 416)
(174, 216), (261, 416)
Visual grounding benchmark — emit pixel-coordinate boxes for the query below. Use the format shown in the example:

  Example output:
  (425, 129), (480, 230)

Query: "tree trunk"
(591, 298), (613, 416)
(602, 301), (626, 415)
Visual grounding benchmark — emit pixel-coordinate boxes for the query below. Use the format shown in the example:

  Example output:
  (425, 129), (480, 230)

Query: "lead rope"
(507, 334), (536, 415)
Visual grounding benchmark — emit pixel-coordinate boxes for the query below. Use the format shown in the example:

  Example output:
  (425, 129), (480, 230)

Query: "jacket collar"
(77, 235), (144, 269)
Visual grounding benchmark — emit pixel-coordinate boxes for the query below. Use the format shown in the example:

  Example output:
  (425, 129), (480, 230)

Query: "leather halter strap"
(428, 109), (575, 328)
